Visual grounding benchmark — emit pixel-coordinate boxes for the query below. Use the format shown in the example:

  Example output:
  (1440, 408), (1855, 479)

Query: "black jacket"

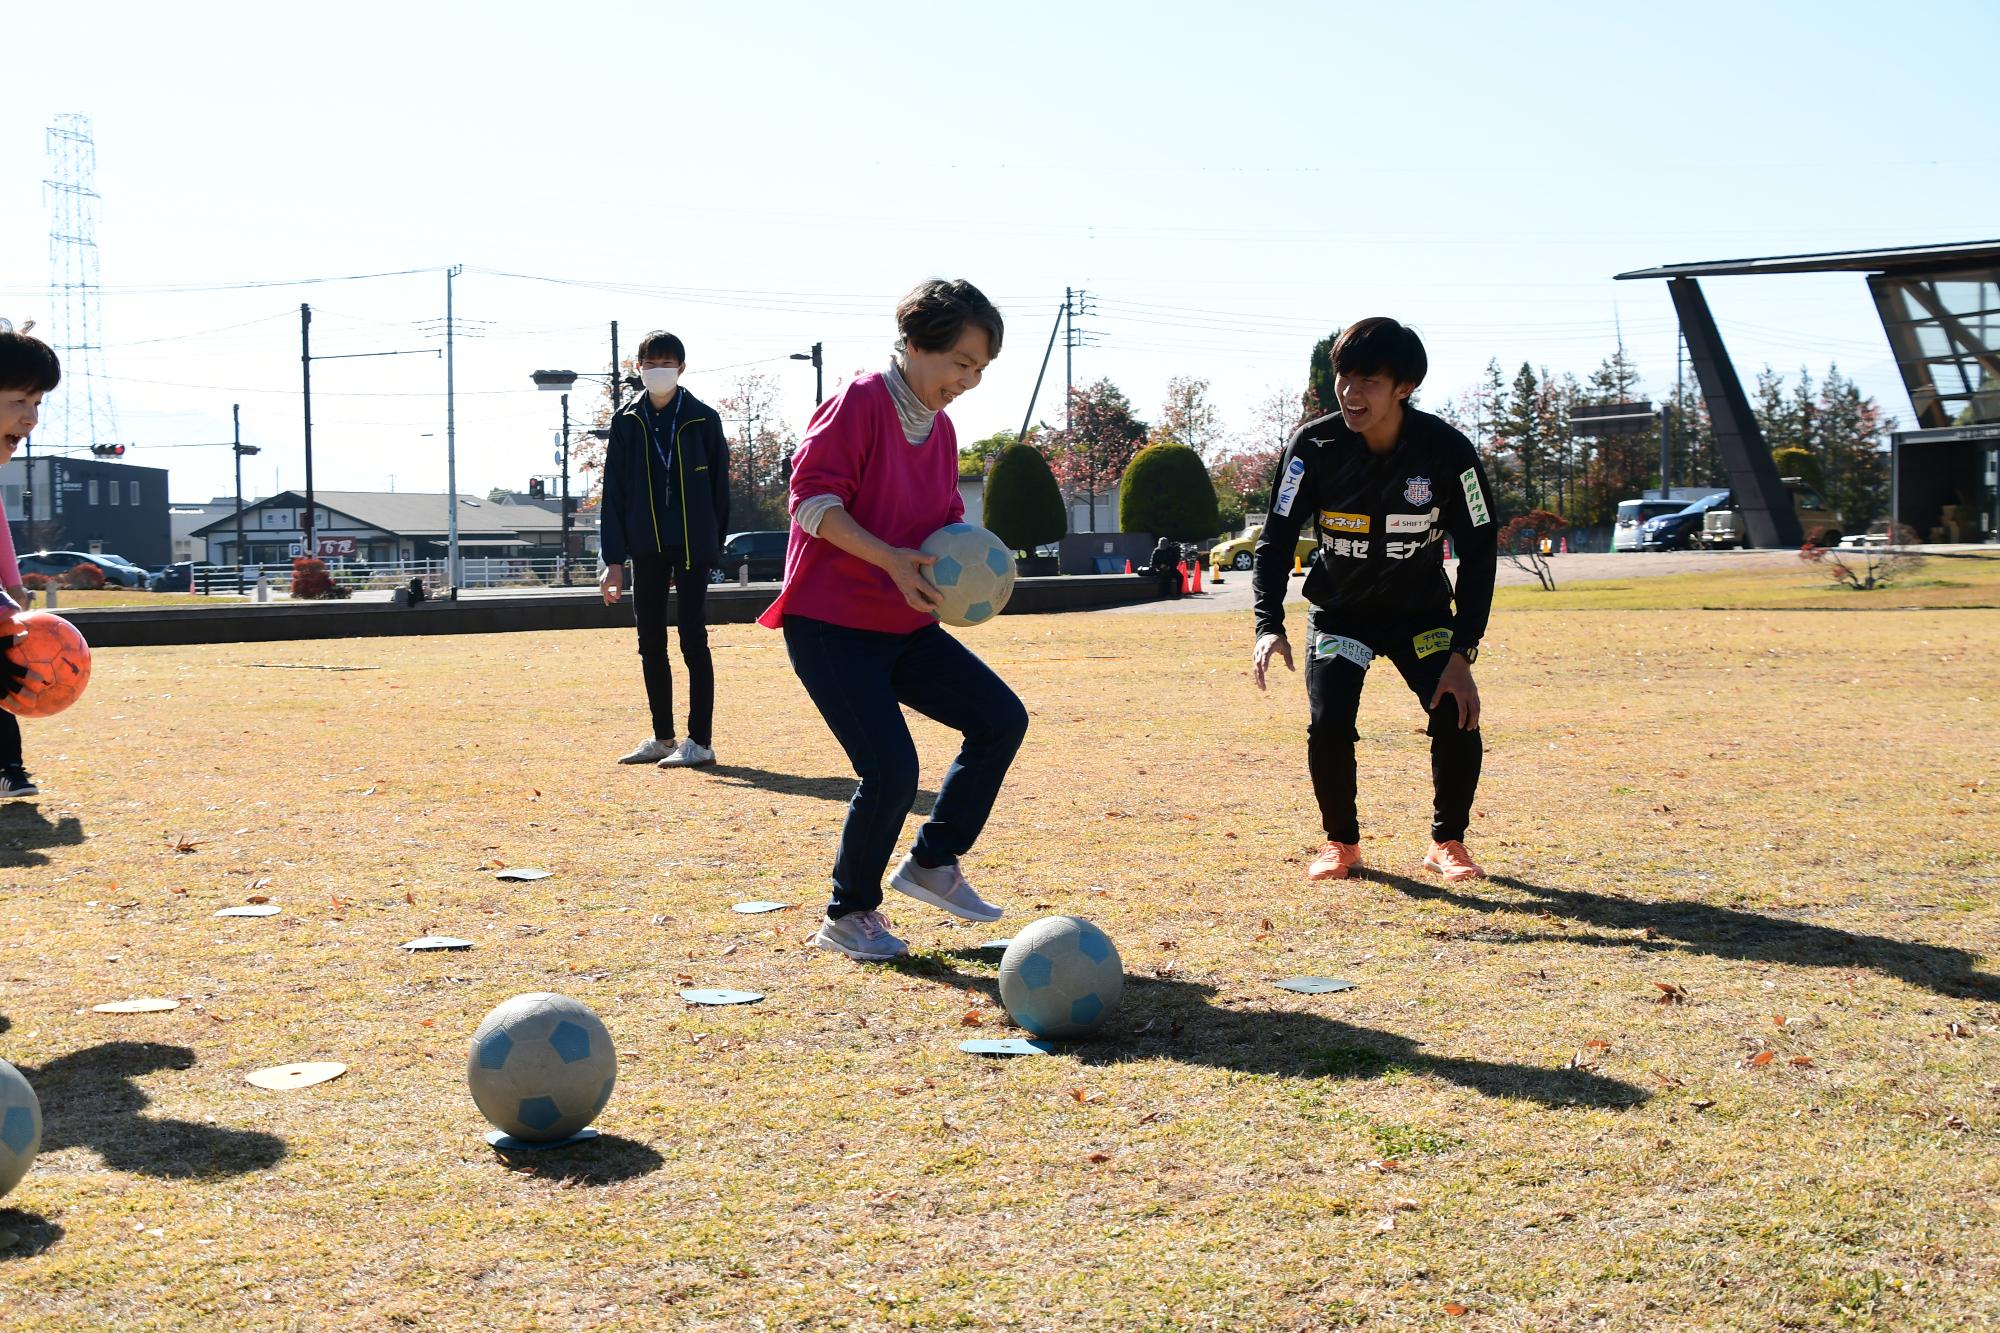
(598, 388), (730, 567)
(1251, 406), (1497, 651)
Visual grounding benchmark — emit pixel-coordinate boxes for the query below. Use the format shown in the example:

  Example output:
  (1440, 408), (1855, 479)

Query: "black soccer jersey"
(1251, 406), (1498, 651)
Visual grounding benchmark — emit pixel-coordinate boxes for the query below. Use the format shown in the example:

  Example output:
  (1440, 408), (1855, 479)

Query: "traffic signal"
(529, 477), (545, 498)
(90, 443), (126, 458)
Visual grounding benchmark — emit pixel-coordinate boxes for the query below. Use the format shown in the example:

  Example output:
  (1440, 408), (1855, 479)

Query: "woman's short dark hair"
(0, 331), (62, 394)
(896, 279), (1003, 358)
(1331, 317), (1426, 389)
(636, 330), (685, 364)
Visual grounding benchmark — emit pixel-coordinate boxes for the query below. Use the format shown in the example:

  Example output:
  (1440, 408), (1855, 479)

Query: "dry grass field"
(0, 570), (1996, 1330)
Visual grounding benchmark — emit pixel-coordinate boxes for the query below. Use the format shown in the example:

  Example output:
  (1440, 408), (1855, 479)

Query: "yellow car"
(1210, 524), (1317, 572)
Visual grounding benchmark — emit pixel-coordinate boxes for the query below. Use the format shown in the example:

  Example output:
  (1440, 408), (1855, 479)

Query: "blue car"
(18, 548), (149, 588)
(1639, 492), (1731, 551)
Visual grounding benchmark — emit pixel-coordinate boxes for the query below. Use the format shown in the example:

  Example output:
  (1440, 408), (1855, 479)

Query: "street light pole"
(560, 391), (572, 586)
(300, 303), (315, 560)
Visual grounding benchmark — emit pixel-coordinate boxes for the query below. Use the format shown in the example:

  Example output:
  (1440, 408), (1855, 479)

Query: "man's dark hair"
(636, 331), (685, 364)
(1331, 317), (1426, 390)
(896, 279), (1004, 358)
(0, 331), (62, 394)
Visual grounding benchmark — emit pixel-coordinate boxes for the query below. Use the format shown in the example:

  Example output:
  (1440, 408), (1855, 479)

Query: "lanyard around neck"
(646, 394), (684, 469)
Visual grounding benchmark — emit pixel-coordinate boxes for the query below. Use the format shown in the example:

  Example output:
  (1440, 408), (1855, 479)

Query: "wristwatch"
(1455, 646), (1479, 665)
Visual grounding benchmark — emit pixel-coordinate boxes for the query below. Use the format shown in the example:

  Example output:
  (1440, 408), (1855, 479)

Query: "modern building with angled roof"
(190, 489), (598, 568)
(1618, 239), (1999, 545)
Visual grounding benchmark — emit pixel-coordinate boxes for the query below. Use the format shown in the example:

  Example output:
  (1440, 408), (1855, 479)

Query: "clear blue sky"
(4, 0), (1994, 503)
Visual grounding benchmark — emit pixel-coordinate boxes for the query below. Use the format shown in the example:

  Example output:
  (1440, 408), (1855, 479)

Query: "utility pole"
(740, 406), (760, 522)
(610, 321), (621, 414)
(445, 264), (462, 589)
(1064, 289), (1098, 529)
(300, 303), (315, 561)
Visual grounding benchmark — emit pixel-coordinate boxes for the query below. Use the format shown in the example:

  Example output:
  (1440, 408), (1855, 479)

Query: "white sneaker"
(657, 739), (716, 769)
(618, 738), (674, 765)
(812, 910), (908, 961)
(888, 854), (1004, 923)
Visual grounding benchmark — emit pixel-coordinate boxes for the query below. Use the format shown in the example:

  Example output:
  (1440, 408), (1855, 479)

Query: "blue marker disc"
(1273, 976), (1356, 994)
(960, 1038), (1056, 1057)
(679, 988), (763, 1006)
(485, 1127), (601, 1151)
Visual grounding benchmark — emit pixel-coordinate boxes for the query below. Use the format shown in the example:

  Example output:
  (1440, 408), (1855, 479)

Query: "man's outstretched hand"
(1252, 633), (1294, 691)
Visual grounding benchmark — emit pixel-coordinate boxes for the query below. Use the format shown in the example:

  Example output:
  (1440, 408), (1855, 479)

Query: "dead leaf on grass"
(1690, 1099), (1716, 1110)
(959, 1009), (984, 1027)
(247, 895), (271, 905)
(168, 886), (188, 897)
(1444, 1302), (1470, 1317)
(1153, 959), (1178, 978)
(1790, 1056), (1815, 1068)
(1650, 1069), (1684, 1089)
(1136, 1111), (1163, 1125)
(170, 834), (201, 854)
(1068, 1087), (1105, 1104)
(1654, 982), (1689, 1004)
(1745, 1051), (1775, 1068)
(1945, 1021), (1973, 1040)
(1084, 1151), (1111, 1163)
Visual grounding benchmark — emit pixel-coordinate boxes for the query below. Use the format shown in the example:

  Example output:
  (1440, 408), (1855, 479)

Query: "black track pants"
(1303, 611), (1482, 845)
(631, 549), (714, 746)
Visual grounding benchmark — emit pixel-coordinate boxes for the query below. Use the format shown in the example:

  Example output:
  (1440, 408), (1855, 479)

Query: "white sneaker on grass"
(657, 739), (716, 768)
(812, 910), (908, 961)
(888, 854), (1004, 923)
(618, 738), (674, 765)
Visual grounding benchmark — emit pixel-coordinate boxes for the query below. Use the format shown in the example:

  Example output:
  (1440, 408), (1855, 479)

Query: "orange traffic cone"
(1190, 561), (1202, 593)
(1292, 553), (1302, 575)
(1177, 560), (1189, 593)
(1124, 558), (1132, 574)
(1560, 535), (1569, 554)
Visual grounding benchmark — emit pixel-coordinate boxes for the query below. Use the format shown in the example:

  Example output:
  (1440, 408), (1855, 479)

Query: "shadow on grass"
(0, 804), (85, 869)
(705, 765), (936, 810)
(898, 954), (1645, 1109)
(492, 1132), (665, 1185)
(22, 1043), (285, 1178)
(1362, 869), (2000, 1001)
(0, 1209), (63, 1261)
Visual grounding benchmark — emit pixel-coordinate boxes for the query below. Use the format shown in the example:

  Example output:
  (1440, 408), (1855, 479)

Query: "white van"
(1613, 499), (1692, 552)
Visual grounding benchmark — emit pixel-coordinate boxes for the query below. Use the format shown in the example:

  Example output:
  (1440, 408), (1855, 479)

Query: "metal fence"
(189, 557), (582, 596)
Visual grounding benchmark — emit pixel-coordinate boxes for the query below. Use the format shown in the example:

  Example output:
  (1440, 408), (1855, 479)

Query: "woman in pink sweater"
(758, 280), (1027, 961)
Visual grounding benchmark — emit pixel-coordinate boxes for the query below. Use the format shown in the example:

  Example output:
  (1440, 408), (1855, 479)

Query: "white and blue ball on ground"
(920, 523), (1017, 627)
(0, 1057), (41, 1201)
(466, 992), (617, 1144)
(998, 916), (1125, 1039)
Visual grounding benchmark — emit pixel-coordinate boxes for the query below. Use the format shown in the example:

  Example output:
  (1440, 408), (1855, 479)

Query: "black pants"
(0, 709), (18, 771)
(783, 617), (1028, 919)
(1304, 610), (1481, 844)
(631, 550), (714, 746)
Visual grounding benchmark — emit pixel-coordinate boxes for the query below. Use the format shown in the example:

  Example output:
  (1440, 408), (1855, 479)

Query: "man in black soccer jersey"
(1250, 318), (1498, 883)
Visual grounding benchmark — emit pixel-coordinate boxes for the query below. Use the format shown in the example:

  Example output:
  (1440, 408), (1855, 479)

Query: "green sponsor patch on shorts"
(1412, 627), (1452, 659)
(1311, 632), (1374, 668)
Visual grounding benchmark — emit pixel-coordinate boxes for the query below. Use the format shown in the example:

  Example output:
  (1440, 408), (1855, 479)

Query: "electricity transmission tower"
(43, 113), (120, 452)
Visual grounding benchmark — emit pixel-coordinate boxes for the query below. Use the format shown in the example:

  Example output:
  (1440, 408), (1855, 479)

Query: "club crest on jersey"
(1403, 476), (1432, 507)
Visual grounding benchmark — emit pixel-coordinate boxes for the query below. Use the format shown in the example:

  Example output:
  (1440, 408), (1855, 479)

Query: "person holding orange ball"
(0, 323), (61, 797)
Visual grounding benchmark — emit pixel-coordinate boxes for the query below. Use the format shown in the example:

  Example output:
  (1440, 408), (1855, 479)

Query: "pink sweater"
(0, 492), (19, 589)
(757, 372), (964, 634)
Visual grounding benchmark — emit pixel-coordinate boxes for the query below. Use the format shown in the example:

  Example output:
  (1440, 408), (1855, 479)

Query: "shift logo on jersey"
(1319, 510), (1369, 534)
(1272, 456), (1307, 517)
(1386, 511), (1435, 534)
(1403, 476), (1432, 506)
(1460, 467), (1491, 527)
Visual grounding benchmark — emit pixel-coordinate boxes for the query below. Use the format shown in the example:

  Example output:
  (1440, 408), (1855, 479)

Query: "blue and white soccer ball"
(0, 1057), (41, 1201)
(998, 916), (1125, 1040)
(466, 992), (617, 1144)
(919, 523), (1017, 627)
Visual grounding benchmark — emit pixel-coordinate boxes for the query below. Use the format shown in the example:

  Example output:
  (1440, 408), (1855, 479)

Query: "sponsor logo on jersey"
(1386, 511), (1435, 534)
(1311, 632), (1375, 669)
(1403, 476), (1432, 506)
(1460, 467), (1491, 527)
(1412, 627), (1453, 659)
(1272, 456), (1306, 517)
(1318, 510), (1370, 534)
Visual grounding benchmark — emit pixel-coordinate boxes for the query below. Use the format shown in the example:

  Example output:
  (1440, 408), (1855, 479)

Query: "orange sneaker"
(1307, 841), (1363, 881)
(1422, 839), (1486, 881)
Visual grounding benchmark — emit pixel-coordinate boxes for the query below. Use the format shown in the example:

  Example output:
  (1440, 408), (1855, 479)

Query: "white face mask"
(641, 366), (680, 395)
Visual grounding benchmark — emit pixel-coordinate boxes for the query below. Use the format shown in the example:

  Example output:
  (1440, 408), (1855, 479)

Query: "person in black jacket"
(598, 330), (731, 769)
(1250, 318), (1498, 884)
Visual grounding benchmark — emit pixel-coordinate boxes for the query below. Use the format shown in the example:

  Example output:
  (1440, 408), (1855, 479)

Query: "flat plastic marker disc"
(485, 1127), (601, 1152)
(979, 939), (1013, 953)
(679, 988), (763, 1006)
(400, 936), (475, 952)
(246, 1061), (346, 1090)
(731, 901), (792, 914)
(494, 868), (551, 882)
(215, 904), (281, 918)
(1273, 976), (1356, 994)
(960, 1038), (1056, 1056)
(92, 998), (181, 1013)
